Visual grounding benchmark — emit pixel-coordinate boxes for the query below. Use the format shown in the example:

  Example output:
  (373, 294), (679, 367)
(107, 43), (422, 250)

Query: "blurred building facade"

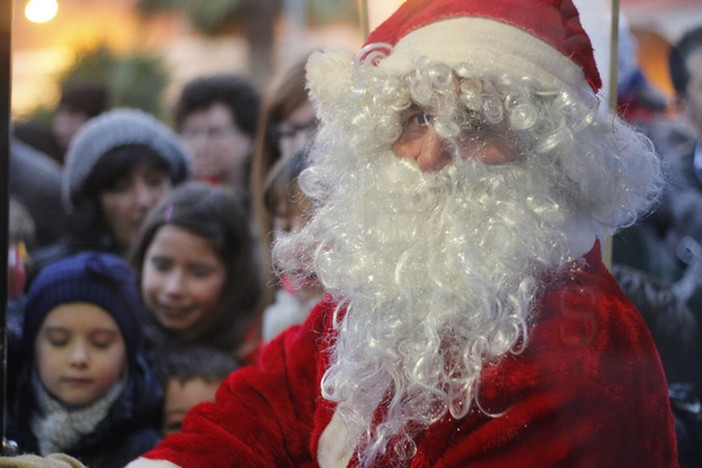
(9, 0), (702, 119)
(10, 0), (363, 118)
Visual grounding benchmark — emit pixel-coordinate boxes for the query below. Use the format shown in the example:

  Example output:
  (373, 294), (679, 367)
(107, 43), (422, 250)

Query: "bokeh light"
(25, 0), (59, 24)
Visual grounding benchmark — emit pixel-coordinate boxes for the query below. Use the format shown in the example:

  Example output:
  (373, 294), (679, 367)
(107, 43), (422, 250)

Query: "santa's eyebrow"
(399, 103), (436, 118)
(398, 103), (422, 115)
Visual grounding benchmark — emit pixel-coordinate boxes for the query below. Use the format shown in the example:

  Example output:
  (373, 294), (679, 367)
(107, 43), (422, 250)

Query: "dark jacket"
(27, 227), (124, 290)
(7, 355), (163, 468)
(30, 232), (122, 275)
(669, 148), (702, 194)
(664, 148), (702, 268)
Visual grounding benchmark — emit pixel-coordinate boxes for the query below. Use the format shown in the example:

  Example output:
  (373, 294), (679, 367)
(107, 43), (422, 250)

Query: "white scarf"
(30, 372), (126, 456)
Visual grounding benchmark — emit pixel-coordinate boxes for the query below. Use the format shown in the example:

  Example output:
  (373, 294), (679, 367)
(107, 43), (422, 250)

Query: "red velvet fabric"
(142, 243), (677, 467)
(362, 0), (602, 92)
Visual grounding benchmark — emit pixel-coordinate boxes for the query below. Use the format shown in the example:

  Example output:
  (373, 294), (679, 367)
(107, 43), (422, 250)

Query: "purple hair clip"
(163, 202), (175, 222)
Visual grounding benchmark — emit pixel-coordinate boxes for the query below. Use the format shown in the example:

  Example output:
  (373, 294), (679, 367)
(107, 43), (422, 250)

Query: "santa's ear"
(306, 49), (355, 118)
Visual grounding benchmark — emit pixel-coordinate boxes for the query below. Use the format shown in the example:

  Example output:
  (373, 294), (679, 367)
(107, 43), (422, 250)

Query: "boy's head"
(154, 344), (239, 435)
(23, 253), (143, 407)
(264, 147), (322, 299)
(33, 302), (127, 408)
(263, 146), (312, 238)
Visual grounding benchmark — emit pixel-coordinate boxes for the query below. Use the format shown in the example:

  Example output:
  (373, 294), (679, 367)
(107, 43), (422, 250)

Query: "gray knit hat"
(62, 108), (191, 212)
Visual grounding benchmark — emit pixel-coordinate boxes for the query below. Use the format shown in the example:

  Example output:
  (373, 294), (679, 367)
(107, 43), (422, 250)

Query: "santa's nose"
(393, 129), (453, 172)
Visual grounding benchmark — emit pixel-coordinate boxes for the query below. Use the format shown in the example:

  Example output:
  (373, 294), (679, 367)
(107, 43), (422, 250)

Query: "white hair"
(275, 50), (663, 467)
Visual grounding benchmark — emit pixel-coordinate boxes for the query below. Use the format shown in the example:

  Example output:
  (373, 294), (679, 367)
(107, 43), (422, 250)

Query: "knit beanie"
(23, 252), (143, 367)
(307, 0), (601, 117)
(62, 108), (191, 213)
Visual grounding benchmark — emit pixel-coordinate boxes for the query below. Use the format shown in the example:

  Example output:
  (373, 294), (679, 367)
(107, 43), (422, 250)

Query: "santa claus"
(127, 0), (677, 466)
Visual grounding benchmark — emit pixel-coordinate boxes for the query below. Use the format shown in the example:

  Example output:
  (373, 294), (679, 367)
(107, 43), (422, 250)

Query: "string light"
(25, 0), (59, 23)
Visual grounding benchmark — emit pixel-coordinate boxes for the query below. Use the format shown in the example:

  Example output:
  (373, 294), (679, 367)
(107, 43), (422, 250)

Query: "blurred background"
(8, 0), (702, 123)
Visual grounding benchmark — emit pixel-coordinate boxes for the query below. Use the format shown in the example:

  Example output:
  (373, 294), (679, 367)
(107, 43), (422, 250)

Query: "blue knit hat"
(62, 108), (192, 213)
(23, 252), (143, 366)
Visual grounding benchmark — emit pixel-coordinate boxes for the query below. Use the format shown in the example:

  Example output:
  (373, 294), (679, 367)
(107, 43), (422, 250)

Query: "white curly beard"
(275, 148), (591, 466)
(280, 48), (662, 464)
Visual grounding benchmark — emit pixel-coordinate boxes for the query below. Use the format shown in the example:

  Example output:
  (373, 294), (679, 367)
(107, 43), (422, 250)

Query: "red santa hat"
(359, 0), (601, 92)
(306, 0), (602, 126)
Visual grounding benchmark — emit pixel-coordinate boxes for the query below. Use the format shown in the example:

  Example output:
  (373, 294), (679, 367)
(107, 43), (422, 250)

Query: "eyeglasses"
(270, 120), (318, 142)
(180, 125), (239, 141)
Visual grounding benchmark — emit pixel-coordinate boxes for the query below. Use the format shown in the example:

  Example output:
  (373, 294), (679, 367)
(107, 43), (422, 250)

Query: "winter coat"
(7, 355), (163, 468)
(27, 231), (124, 290)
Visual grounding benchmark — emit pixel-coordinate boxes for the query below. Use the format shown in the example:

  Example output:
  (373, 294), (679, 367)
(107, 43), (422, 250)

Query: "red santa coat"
(141, 243), (677, 467)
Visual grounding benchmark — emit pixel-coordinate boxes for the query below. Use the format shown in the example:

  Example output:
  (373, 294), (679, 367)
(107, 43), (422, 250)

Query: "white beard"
(275, 149), (583, 466)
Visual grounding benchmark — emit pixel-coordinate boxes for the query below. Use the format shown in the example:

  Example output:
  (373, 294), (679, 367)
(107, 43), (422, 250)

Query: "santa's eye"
(393, 106), (437, 147)
(397, 107), (436, 136)
(409, 111), (434, 126)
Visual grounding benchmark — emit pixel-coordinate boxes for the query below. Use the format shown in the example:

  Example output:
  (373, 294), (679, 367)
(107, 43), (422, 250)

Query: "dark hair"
(59, 80), (109, 118)
(130, 182), (263, 354)
(173, 74), (260, 138)
(669, 26), (702, 97)
(153, 344), (239, 388)
(263, 145), (311, 217)
(250, 56), (313, 304)
(251, 58), (310, 214)
(82, 144), (172, 194)
(69, 144), (173, 249)
(12, 121), (64, 164)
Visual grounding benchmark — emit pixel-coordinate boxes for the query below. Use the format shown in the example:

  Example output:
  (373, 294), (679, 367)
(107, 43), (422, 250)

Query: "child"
(130, 181), (263, 363)
(31, 108), (191, 273)
(153, 344), (239, 435)
(261, 147), (323, 342)
(6, 252), (163, 468)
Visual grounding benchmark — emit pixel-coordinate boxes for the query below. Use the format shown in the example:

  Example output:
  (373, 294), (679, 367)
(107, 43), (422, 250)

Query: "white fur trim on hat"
(305, 49), (355, 122)
(374, 17), (591, 93)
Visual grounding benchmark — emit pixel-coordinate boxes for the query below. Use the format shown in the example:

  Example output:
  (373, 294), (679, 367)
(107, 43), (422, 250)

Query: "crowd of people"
(3, 0), (702, 466)
(4, 56), (318, 466)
